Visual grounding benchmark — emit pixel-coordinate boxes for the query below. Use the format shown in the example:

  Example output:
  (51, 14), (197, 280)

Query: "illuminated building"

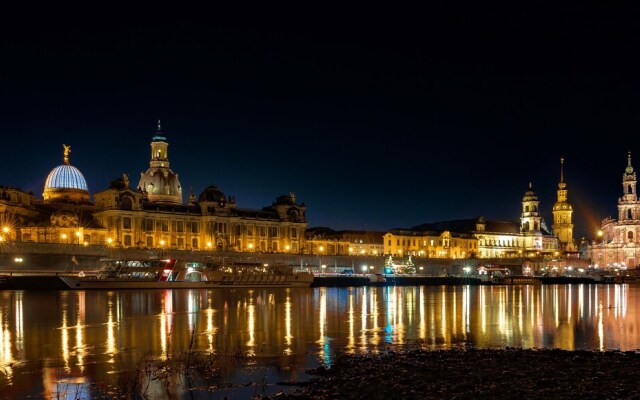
(0, 123), (307, 253)
(586, 152), (640, 268)
(551, 157), (577, 253)
(304, 227), (385, 255)
(384, 184), (558, 258)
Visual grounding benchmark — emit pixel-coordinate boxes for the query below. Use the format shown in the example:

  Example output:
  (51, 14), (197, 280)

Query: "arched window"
(629, 209), (633, 220)
(534, 222), (539, 231)
(628, 231), (634, 241)
(525, 205), (529, 212)
(629, 185), (633, 194)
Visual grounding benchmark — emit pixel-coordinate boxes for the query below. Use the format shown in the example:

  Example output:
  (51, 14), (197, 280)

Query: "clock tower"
(552, 157), (576, 252)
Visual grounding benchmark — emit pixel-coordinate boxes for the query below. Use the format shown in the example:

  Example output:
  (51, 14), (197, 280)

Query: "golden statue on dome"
(63, 144), (71, 165)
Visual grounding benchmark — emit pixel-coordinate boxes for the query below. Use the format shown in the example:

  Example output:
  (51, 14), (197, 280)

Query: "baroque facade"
(0, 123), (307, 253)
(586, 153), (640, 268)
(304, 227), (385, 256)
(383, 184), (559, 258)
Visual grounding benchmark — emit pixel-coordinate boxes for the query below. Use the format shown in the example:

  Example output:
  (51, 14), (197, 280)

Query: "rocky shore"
(279, 347), (640, 399)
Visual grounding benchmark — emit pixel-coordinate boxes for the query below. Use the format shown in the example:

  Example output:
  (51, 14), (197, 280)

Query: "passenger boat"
(59, 258), (314, 289)
(491, 275), (542, 285)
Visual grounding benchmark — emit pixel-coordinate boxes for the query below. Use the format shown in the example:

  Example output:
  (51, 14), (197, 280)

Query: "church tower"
(137, 121), (183, 204)
(521, 183), (541, 233)
(618, 151), (639, 222)
(552, 157), (576, 252)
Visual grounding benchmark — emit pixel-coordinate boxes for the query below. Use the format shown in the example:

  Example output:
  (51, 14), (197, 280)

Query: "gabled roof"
(411, 219), (520, 234)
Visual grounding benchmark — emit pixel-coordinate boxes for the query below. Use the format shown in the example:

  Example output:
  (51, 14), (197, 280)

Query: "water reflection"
(0, 285), (640, 398)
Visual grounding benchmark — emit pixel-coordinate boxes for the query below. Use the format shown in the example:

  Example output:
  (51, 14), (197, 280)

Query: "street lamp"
(285, 244), (290, 252)
(597, 230), (603, 244)
(61, 233), (68, 243)
(248, 243), (254, 251)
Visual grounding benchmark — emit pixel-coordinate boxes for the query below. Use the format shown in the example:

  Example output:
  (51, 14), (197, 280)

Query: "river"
(1, 284), (639, 399)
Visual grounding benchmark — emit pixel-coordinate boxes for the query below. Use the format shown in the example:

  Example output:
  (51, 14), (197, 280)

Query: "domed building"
(137, 121), (183, 204)
(0, 123), (308, 255)
(43, 144), (90, 203)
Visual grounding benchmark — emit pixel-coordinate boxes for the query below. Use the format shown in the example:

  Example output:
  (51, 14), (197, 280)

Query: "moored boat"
(491, 275), (542, 285)
(59, 258), (314, 289)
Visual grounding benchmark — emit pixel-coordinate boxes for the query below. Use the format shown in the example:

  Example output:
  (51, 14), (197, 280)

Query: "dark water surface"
(1, 284), (639, 399)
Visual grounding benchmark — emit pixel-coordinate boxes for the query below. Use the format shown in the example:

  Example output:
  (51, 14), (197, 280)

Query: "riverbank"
(283, 347), (640, 399)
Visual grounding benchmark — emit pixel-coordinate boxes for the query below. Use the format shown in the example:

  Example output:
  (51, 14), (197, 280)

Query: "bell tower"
(618, 151), (639, 222)
(521, 182), (541, 233)
(150, 120), (170, 169)
(552, 157), (576, 252)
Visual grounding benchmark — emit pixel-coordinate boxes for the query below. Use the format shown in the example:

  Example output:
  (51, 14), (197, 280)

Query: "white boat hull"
(60, 273), (314, 290)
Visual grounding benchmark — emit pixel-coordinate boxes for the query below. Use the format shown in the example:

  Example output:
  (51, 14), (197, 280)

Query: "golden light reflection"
(347, 289), (354, 352)
(74, 292), (86, 371)
(106, 295), (115, 356)
(518, 287), (523, 334)
(317, 288), (328, 362)
(498, 289), (506, 336)
(397, 288), (404, 345)
(246, 296), (255, 355)
(359, 288), (368, 350)
(187, 290), (197, 333)
(452, 289), (457, 337)
(554, 285), (559, 328)
(463, 286), (470, 338)
(5, 283), (640, 399)
(480, 286), (486, 334)
(0, 305), (14, 383)
(440, 287), (446, 342)
(370, 288), (379, 347)
(15, 293), (23, 359)
(419, 287), (426, 340)
(159, 291), (173, 359)
(598, 303), (604, 351)
(285, 293), (293, 354)
(61, 307), (70, 372)
(578, 284), (584, 320)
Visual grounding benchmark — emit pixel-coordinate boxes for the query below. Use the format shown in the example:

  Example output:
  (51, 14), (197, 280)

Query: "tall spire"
(626, 151), (634, 174)
(152, 119), (167, 142)
(560, 157), (564, 183)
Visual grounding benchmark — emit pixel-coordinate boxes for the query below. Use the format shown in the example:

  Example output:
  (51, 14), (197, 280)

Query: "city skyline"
(1, 4), (639, 238)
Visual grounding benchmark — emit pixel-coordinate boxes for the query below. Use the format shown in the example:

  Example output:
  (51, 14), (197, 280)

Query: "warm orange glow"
(106, 237), (113, 244)
(206, 241), (212, 248)
(61, 233), (68, 240)
(2, 226), (9, 233)
(285, 244), (290, 251)
(159, 239), (166, 246)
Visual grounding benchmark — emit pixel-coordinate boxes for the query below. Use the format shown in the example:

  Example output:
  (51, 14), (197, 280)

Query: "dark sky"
(0, 3), (638, 239)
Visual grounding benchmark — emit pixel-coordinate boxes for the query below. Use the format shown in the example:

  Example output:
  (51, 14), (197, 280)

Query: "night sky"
(0, 4), (638, 239)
